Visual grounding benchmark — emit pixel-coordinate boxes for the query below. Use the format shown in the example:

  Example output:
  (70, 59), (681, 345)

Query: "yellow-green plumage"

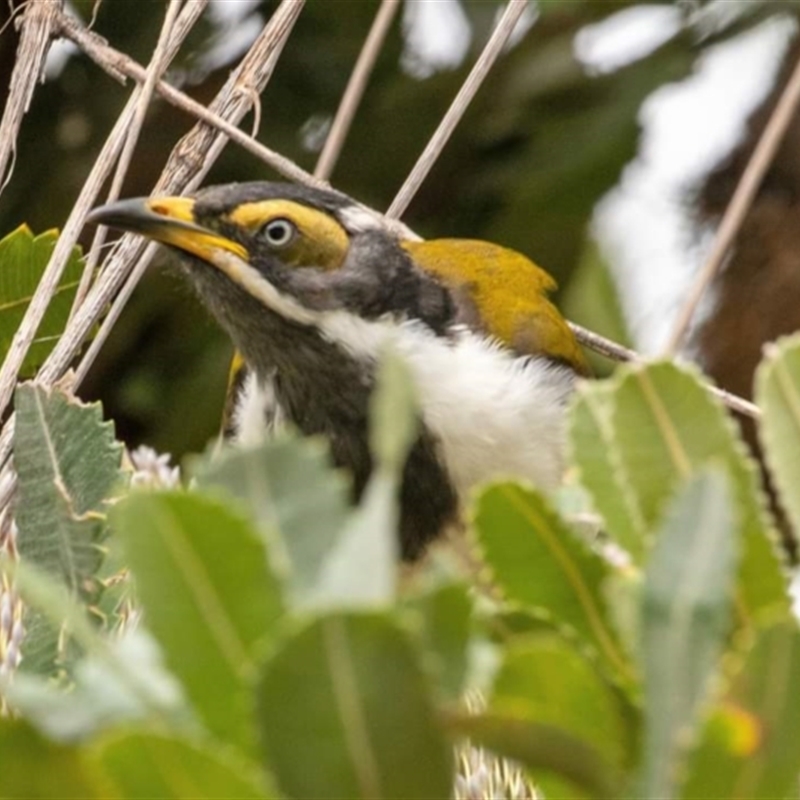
(403, 239), (588, 375)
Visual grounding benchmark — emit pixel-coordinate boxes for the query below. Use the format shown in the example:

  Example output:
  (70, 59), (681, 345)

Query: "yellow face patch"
(225, 199), (349, 270)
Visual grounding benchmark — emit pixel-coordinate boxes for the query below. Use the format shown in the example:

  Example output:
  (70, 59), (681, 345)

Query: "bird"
(88, 182), (588, 561)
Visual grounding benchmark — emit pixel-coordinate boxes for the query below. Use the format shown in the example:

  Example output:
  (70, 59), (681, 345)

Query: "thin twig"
(708, 385), (761, 419)
(73, 243), (159, 387)
(0, 99), (145, 421)
(665, 49), (800, 355)
(69, 0), (305, 389)
(48, 0), (305, 382)
(0, 0), (33, 40)
(569, 322), (638, 364)
(387, 0), (529, 219)
(0, 0), (207, 428)
(0, 0), (307, 509)
(70, 0), (193, 317)
(56, 9), (325, 192)
(569, 322), (760, 418)
(54, 8), (415, 242)
(314, 0), (401, 181)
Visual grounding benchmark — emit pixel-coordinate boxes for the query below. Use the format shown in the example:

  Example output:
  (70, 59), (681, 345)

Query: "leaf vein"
(323, 616), (383, 799)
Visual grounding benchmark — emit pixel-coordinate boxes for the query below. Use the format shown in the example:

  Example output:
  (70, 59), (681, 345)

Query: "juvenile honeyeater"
(89, 182), (588, 560)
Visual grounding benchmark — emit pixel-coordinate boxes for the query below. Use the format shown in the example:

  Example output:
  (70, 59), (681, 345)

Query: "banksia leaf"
(569, 374), (647, 561)
(638, 468), (738, 800)
(0, 227), (85, 377)
(681, 619), (800, 799)
(578, 361), (786, 619)
(756, 333), (800, 547)
(112, 491), (283, 752)
(256, 612), (451, 800)
(474, 482), (634, 684)
(14, 383), (123, 675)
(89, 731), (276, 799)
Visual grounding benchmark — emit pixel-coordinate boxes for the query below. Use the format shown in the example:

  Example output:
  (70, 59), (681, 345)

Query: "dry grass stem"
(55, 6), (323, 190)
(72, 242), (160, 389)
(0, 93), (150, 422)
(0, 0), (214, 435)
(70, 0), (208, 316)
(386, 0), (530, 219)
(69, 0), (305, 390)
(570, 323), (760, 418)
(70, 0), (194, 316)
(0, 0), (307, 508)
(0, 0), (63, 191)
(665, 49), (800, 355)
(314, 0), (401, 181)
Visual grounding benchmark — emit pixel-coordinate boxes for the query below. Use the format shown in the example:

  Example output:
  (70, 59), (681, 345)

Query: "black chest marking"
(272, 366), (458, 562)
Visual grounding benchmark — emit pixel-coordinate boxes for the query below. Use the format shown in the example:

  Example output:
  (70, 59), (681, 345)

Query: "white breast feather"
(233, 369), (284, 445)
(398, 327), (571, 496)
(319, 314), (573, 499)
(231, 301), (574, 501)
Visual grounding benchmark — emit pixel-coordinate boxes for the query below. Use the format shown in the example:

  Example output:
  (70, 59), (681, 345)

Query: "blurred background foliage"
(1, 0), (799, 458)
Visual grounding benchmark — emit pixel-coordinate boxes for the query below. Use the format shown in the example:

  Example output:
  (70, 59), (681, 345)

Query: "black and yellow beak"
(87, 197), (247, 262)
(88, 196), (316, 323)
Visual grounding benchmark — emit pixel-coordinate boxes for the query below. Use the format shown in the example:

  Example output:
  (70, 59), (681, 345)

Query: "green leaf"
(308, 346), (420, 608)
(195, 434), (398, 611)
(569, 380), (648, 560)
(111, 491), (283, 750)
(15, 383), (123, 591)
(612, 361), (785, 617)
(308, 472), (398, 609)
(369, 346), (418, 472)
(402, 581), (472, 701)
(193, 434), (351, 609)
(756, 334), (800, 543)
(196, 347), (416, 612)
(0, 227), (86, 377)
(490, 635), (635, 774)
(14, 383), (123, 673)
(1, 555), (173, 725)
(5, 630), (186, 741)
(473, 482), (634, 684)
(447, 711), (621, 800)
(0, 721), (102, 799)
(603, 566), (643, 669)
(256, 612), (451, 800)
(638, 468), (739, 800)
(89, 730), (276, 799)
(681, 619), (800, 800)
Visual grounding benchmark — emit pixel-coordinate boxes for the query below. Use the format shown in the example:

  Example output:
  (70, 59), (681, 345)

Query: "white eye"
(262, 218), (296, 247)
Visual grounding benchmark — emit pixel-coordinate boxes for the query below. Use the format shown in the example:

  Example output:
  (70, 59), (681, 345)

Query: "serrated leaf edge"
(615, 360), (789, 621)
(568, 379), (649, 558)
(470, 481), (636, 685)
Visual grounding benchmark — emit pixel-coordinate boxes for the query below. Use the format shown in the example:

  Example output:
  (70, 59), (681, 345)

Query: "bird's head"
(88, 181), (588, 376)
